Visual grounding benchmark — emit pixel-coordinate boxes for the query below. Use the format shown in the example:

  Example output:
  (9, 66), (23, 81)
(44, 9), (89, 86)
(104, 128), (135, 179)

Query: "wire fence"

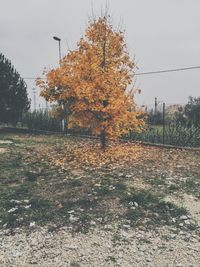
(16, 101), (200, 148)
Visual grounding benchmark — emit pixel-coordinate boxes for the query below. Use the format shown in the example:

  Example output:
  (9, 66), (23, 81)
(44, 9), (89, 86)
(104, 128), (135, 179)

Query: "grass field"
(0, 131), (199, 234)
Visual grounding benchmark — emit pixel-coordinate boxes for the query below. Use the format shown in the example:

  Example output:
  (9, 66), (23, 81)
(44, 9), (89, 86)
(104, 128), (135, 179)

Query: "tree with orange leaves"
(37, 16), (145, 148)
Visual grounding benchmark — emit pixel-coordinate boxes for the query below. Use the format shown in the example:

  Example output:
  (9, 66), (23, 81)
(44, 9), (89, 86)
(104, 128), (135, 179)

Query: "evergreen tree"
(0, 53), (30, 124)
(184, 96), (200, 127)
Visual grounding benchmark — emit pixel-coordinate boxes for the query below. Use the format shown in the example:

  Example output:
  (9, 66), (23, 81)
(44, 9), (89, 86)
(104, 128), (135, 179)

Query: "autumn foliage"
(37, 16), (145, 148)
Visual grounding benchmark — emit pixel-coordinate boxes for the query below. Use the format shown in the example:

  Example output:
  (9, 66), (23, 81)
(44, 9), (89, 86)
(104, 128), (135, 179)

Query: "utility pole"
(155, 97), (158, 115)
(162, 102), (165, 144)
(154, 97), (158, 125)
(33, 88), (36, 111)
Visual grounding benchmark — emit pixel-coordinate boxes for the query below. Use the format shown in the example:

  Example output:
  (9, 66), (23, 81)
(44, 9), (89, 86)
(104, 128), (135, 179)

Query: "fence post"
(163, 102), (165, 144)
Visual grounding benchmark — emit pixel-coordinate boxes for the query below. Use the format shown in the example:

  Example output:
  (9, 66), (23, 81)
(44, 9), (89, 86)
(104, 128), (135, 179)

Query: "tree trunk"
(100, 130), (106, 150)
(64, 119), (68, 134)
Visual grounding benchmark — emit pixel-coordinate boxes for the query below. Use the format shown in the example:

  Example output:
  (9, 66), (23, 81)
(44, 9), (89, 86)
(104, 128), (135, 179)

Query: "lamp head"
(53, 36), (61, 41)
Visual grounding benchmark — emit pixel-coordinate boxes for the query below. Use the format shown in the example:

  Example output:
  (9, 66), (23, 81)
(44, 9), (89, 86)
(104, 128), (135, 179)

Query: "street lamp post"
(53, 36), (61, 61)
(53, 36), (66, 133)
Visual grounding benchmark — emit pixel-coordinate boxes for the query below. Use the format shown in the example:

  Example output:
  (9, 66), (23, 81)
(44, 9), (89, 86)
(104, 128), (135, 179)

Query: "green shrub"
(130, 123), (200, 147)
(22, 111), (62, 132)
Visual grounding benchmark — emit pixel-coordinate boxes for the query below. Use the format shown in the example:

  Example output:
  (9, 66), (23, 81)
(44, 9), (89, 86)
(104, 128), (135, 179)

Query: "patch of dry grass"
(0, 133), (199, 232)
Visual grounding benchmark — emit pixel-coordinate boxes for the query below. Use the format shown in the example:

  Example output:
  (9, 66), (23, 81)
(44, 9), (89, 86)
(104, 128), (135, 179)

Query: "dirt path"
(182, 194), (200, 225)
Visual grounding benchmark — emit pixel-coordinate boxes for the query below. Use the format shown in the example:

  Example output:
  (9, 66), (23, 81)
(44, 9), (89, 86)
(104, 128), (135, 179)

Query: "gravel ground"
(0, 148), (6, 154)
(0, 225), (199, 267)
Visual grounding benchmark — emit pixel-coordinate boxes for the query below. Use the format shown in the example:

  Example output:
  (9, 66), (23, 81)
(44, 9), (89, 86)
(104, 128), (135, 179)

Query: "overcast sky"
(1, 0), (200, 109)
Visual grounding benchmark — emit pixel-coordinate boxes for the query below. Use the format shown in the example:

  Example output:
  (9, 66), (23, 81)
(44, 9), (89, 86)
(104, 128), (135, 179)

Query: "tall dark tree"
(184, 96), (200, 127)
(0, 53), (30, 124)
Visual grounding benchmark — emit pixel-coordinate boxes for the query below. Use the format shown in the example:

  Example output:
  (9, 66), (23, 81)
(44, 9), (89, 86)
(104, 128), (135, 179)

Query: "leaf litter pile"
(0, 133), (200, 234)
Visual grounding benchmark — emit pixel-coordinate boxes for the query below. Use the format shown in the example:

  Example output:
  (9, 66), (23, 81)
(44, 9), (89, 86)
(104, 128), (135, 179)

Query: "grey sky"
(1, 0), (200, 109)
